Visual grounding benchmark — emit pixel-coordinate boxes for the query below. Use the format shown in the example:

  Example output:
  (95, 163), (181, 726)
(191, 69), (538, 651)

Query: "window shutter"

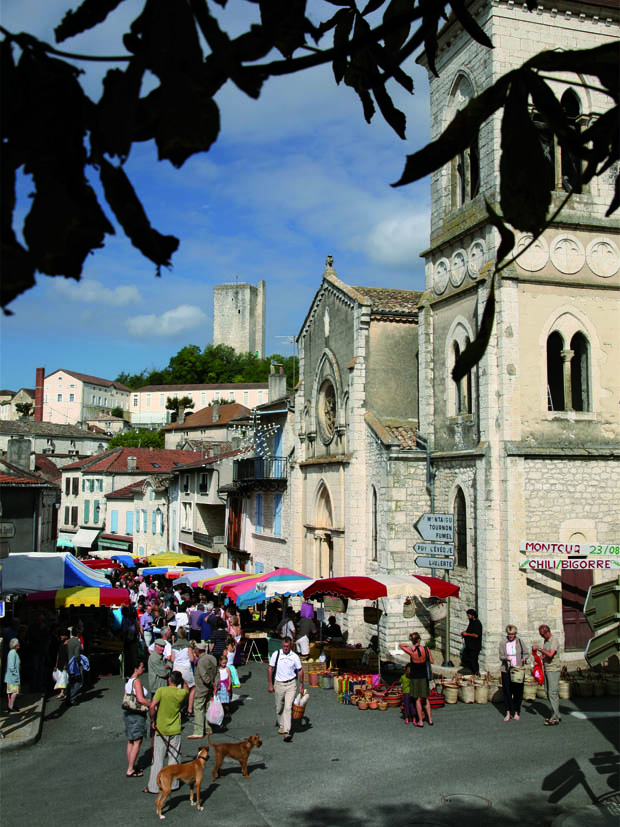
(152, 510), (157, 534)
(65, 478), (70, 496)
(94, 500), (100, 522)
(111, 510), (118, 532)
(126, 511), (134, 535)
(84, 500), (90, 523)
(64, 506), (70, 524)
(273, 493), (282, 537)
(255, 494), (263, 534)
(71, 506), (78, 526)
(135, 510), (140, 533)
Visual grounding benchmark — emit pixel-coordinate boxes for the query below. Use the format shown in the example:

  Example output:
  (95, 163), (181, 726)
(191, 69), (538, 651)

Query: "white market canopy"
(0, 552), (112, 595)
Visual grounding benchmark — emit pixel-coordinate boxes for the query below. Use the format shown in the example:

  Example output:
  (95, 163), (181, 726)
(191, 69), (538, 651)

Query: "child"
(225, 635), (241, 688)
(400, 663), (416, 725)
(216, 653), (233, 716)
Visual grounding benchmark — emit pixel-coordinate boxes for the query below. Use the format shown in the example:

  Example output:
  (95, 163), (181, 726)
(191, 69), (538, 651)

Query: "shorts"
(124, 710), (148, 740)
(296, 635), (310, 656)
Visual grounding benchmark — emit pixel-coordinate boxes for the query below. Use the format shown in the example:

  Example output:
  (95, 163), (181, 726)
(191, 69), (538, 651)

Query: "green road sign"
(584, 624), (620, 668)
(583, 576), (620, 632)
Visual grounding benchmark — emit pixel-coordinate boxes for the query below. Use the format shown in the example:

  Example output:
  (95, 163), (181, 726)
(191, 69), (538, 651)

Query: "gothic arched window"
(454, 488), (467, 568)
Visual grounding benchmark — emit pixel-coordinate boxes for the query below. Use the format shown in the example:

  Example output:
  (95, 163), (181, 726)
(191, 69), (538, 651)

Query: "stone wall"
(213, 280), (266, 358)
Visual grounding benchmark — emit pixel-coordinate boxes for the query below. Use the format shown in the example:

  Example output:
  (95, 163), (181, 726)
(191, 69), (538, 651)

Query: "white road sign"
(413, 543), (454, 557)
(414, 513), (454, 543)
(416, 556), (455, 570)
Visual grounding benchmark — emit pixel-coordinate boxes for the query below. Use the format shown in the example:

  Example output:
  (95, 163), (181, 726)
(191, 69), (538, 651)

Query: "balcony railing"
(193, 531), (213, 548)
(233, 457), (287, 483)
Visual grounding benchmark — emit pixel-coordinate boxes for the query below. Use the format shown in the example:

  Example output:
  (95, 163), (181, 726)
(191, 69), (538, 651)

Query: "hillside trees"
(116, 343), (298, 388)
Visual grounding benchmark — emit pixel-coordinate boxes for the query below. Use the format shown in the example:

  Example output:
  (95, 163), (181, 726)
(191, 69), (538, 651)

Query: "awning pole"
(442, 576), (454, 667)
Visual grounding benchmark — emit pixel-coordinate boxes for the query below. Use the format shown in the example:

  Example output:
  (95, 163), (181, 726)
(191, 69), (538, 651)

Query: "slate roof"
(46, 369), (131, 392)
(62, 447), (200, 473)
(0, 420), (111, 439)
(163, 403), (252, 432)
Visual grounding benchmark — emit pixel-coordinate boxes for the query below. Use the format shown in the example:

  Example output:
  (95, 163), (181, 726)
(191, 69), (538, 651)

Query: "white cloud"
(52, 278), (141, 306)
(366, 211), (430, 269)
(127, 305), (207, 339)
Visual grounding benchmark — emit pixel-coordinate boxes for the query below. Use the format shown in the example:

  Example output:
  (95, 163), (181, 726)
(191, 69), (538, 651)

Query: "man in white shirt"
(268, 637), (303, 742)
(148, 625), (174, 664)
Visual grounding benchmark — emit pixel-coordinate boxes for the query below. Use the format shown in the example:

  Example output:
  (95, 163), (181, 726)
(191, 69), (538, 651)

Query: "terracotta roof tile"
(352, 286), (422, 317)
(63, 447), (200, 473)
(163, 403), (251, 431)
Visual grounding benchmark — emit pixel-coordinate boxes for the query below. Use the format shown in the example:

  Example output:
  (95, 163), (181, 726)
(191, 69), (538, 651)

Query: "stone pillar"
(561, 349), (574, 411)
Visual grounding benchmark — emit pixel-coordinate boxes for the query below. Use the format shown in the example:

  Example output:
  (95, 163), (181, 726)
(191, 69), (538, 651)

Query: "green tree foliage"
(110, 405), (125, 418)
(108, 428), (164, 449)
(115, 344), (298, 391)
(14, 401), (34, 417)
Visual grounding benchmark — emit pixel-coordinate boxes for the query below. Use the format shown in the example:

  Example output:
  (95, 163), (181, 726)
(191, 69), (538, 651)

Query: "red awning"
(302, 574), (459, 602)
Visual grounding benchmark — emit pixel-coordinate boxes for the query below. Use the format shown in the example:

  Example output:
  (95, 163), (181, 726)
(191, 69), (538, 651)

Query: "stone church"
(290, 1), (620, 668)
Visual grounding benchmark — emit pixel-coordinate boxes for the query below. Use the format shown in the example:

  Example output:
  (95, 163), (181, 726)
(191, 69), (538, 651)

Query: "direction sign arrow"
(413, 543), (454, 557)
(414, 513), (454, 543)
(416, 556), (454, 570)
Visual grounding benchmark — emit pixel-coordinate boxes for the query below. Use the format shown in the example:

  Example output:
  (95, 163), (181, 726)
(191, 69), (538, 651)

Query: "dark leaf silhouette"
(94, 60), (144, 161)
(333, 9), (355, 84)
(1, 151), (35, 312)
(450, 0), (493, 50)
(606, 174), (619, 218)
(99, 158), (178, 270)
(259, 0), (308, 60)
(485, 200), (515, 264)
(452, 275), (496, 384)
(392, 73), (512, 186)
(361, 0), (386, 16)
(500, 74), (552, 233)
(383, 0), (413, 56)
(55, 0), (126, 44)
(24, 166), (114, 278)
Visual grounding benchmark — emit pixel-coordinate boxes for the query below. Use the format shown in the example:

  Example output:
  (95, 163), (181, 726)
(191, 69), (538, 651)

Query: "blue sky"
(1, 0), (431, 392)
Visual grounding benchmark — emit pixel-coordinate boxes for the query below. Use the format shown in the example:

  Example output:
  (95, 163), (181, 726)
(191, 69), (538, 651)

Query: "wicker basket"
(292, 703), (305, 720)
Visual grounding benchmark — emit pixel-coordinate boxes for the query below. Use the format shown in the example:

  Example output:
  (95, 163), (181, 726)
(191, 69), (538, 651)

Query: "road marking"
(570, 711), (620, 719)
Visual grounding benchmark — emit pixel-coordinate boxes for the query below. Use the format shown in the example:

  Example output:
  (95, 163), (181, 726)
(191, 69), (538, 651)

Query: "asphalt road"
(1, 665), (618, 826)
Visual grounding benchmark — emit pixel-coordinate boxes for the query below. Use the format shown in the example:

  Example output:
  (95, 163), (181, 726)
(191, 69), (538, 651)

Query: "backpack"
(68, 654), (88, 678)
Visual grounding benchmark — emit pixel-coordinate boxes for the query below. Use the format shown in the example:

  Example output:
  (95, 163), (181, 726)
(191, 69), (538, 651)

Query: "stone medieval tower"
(213, 280), (266, 358)
(417, 0), (619, 662)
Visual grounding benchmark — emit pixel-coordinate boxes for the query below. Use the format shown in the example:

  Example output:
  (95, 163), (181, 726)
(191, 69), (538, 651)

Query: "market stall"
(0, 552), (113, 595)
(302, 574), (460, 674)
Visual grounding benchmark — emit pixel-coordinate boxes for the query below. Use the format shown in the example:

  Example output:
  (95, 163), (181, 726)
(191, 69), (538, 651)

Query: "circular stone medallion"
(586, 238), (620, 278)
(450, 249), (467, 287)
(434, 258), (450, 294)
(514, 233), (549, 272)
(467, 239), (486, 279)
(550, 234), (585, 275)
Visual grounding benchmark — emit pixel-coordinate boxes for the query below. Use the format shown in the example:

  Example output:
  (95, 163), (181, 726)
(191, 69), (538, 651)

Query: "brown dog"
(207, 733), (262, 782)
(155, 746), (209, 819)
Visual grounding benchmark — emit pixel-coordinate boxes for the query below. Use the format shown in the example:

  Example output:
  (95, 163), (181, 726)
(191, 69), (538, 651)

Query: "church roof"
(365, 413), (418, 450)
(352, 286), (423, 319)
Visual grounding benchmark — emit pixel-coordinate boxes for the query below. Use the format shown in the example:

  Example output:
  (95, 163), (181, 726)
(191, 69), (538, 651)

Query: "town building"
(40, 368), (131, 425)
(58, 447), (199, 556)
(129, 383), (267, 428)
(0, 387), (35, 421)
(0, 457), (60, 557)
(162, 402), (251, 449)
(0, 422), (111, 469)
(212, 280), (266, 358)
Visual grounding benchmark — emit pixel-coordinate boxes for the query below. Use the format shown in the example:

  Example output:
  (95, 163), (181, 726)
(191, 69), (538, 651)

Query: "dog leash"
(154, 725), (183, 761)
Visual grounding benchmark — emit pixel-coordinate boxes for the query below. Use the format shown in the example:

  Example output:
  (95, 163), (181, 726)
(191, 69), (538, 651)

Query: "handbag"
(425, 647), (433, 682)
(122, 679), (149, 712)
